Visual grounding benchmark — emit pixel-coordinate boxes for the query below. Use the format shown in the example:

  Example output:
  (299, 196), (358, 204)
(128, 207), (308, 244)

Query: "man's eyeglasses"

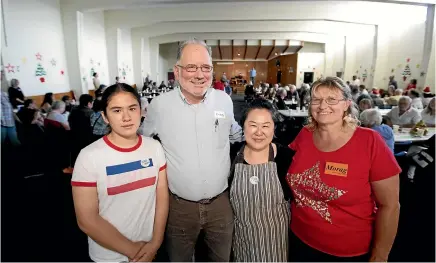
(176, 64), (213, 73)
(310, 98), (346, 105)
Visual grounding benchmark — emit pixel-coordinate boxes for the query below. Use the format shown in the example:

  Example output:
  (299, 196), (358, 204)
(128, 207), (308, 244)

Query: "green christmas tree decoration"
(35, 63), (47, 76)
(90, 67), (95, 77)
(402, 65), (411, 76)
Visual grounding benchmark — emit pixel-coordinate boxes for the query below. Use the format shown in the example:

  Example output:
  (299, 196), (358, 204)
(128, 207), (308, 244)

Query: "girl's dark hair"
(93, 72), (97, 77)
(101, 83), (141, 115)
(41, 92), (53, 107)
(411, 79), (417, 85)
(239, 98), (279, 127)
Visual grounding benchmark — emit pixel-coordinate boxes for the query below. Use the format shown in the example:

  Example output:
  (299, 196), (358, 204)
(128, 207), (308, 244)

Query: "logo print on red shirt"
(286, 162), (347, 223)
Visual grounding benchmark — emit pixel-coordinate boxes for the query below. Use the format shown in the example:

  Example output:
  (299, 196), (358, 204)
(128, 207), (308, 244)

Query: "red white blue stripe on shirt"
(106, 159), (156, 195)
(71, 159), (167, 195)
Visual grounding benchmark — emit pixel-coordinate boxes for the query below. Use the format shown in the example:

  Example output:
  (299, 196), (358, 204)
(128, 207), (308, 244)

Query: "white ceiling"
(62, 0), (434, 12)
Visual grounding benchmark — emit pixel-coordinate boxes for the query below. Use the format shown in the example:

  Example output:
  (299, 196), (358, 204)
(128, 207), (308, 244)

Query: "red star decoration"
(60, 70), (64, 75)
(39, 77), (45, 83)
(36, 53), (42, 60)
(5, 63), (15, 73)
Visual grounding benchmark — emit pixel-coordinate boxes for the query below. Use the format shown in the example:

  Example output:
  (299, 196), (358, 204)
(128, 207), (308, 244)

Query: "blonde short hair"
(307, 76), (359, 131)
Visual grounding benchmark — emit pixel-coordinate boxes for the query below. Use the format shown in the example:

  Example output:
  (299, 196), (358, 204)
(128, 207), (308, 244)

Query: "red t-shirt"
(287, 127), (401, 257)
(214, 81), (225, 91)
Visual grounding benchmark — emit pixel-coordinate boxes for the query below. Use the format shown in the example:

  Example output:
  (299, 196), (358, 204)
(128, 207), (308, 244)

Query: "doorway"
(303, 72), (314, 84)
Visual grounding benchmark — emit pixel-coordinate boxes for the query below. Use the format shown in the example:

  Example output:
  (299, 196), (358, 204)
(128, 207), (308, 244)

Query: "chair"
(394, 151), (407, 157)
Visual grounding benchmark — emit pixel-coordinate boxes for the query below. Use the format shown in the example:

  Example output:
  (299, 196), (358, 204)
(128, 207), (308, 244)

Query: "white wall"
(158, 42), (178, 83)
(373, 21), (427, 90)
(297, 53), (325, 88)
(344, 35), (375, 87)
(386, 22), (426, 90)
(118, 28), (135, 84)
(2, 0), (70, 96)
(82, 11), (110, 89)
(117, 28), (134, 84)
(299, 42), (325, 53)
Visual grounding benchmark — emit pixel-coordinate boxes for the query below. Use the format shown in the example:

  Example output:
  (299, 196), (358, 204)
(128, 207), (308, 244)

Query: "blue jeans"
(250, 77), (255, 84)
(1, 126), (21, 146)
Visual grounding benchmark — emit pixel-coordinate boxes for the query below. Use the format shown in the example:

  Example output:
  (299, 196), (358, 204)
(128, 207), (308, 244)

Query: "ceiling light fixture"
(275, 52), (278, 56)
(238, 53), (240, 56)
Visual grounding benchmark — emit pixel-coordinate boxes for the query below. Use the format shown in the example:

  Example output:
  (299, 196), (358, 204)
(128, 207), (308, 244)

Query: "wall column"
(60, 8), (87, 97)
(423, 5), (435, 91)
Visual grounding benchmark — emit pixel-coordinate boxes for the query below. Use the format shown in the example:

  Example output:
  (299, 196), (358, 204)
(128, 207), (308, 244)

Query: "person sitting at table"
(359, 84), (369, 95)
(244, 81), (255, 98)
(385, 89), (402, 106)
(264, 87), (276, 102)
(385, 96), (421, 128)
(358, 98), (373, 112)
(384, 85), (396, 98)
(370, 89), (385, 108)
(159, 81), (166, 90)
(420, 97), (435, 127)
(8, 79), (25, 109)
(213, 79), (225, 91)
(152, 82), (158, 90)
(229, 98), (294, 261)
(224, 81), (232, 95)
(350, 85), (360, 102)
(287, 76), (400, 262)
(360, 109), (394, 153)
(69, 94), (94, 165)
(275, 88), (288, 110)
(46, 101), (70, 130)
(408, 89), (423, 109)
(422, 87), (434, 107)
(40, 92), (54, 114)
(90, 98), (109, 142)
(17, 99), (37, 125)
(287, 85), (300, 102)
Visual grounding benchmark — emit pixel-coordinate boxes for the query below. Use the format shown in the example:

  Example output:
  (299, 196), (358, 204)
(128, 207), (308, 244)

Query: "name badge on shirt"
(214, 111), (226, 119)
(325, 162), (348, 177)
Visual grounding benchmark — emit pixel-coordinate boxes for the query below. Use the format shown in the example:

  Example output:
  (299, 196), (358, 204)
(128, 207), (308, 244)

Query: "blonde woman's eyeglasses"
(311, 98), (346, 105)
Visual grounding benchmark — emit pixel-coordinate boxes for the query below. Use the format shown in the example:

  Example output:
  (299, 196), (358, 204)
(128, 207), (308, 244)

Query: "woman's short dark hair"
(93, 72), (97, 77)
(239, 98), (279, 127)
(101, 83), (141, 115)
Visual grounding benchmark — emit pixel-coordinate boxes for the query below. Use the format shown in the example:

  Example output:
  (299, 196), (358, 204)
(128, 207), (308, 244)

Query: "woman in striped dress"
(229, 99), (295, 262)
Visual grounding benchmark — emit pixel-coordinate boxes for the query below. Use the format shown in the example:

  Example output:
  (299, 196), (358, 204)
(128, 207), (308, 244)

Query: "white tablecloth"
(394, 128), (435, 142)
(278, 109), (308, 118)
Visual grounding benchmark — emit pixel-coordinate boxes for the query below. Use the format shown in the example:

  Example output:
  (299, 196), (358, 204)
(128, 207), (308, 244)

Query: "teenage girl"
(72, 83), (168, 262)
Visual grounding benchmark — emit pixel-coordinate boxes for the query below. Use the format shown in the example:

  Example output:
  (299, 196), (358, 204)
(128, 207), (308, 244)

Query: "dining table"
(394, 127), (435, 143)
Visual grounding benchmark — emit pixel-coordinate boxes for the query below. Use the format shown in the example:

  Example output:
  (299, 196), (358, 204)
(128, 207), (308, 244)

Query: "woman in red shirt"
(287, 77), (401, 262)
